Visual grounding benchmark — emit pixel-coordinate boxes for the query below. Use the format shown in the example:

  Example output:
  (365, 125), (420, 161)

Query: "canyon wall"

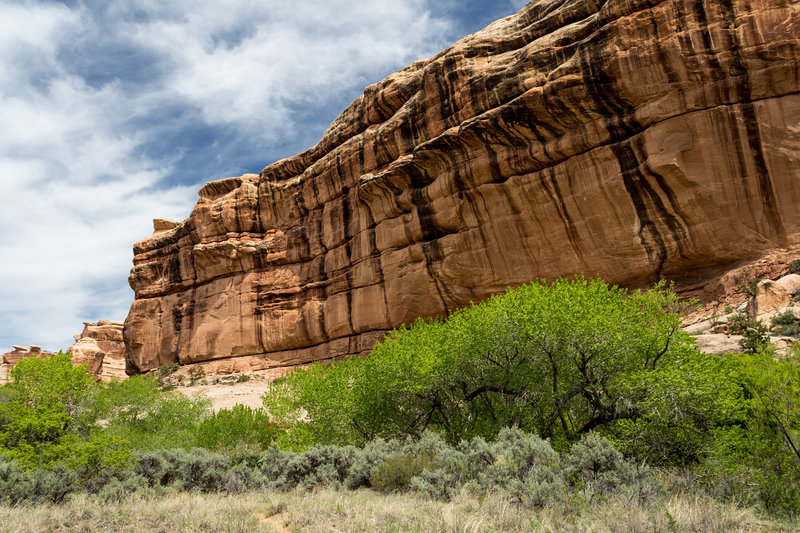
(125, 0), (800, 373)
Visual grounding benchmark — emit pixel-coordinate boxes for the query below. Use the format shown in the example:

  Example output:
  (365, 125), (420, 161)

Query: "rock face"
(1, 346), (53, 381)
(68, 321), (127, 381)
(125, 0), (800, 373)
(744, 273), (800, 317)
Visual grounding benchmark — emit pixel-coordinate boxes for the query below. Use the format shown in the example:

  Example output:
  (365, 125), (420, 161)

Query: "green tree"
(265, 277), (696, 446)
(195, 404), (277, 452)
(0, 352), (97, 467)
(89, 375), (211, 451)
(607, 350), (747, 465)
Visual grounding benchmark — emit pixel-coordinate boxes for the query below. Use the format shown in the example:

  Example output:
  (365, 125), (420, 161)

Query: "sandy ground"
(176, 380), (271, 411)
(174, 367), (291, 411)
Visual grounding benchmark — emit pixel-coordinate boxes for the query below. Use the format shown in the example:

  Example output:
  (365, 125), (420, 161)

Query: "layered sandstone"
(67, 321), (127, 381)
(1, 322), (127, 382)
(1, 346), (53, 381)
(125, 0), (800, 373)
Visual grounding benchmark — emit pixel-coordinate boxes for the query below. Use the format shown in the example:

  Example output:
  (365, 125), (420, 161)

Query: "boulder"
(749, 274), (800, 319)
(776, 274), (800, 297)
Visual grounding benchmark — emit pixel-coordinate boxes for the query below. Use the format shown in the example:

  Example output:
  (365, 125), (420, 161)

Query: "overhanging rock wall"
(125, 0), (800, 373)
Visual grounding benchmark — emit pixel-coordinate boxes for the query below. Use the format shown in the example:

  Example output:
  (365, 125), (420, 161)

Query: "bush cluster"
(728, 313), (771, 353)
(0, 428), (659, 507)
(2, 277), (799, 518)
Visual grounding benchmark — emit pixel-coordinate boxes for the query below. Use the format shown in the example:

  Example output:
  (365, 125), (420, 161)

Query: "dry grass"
(0, 489), (794, 533)
(0, 491), (281, 533)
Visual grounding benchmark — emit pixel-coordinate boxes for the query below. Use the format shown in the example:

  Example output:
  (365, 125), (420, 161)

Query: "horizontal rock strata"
(0, 346), (52, 382)
(67, 321), (127, 381)
(126, 0), (800, 373)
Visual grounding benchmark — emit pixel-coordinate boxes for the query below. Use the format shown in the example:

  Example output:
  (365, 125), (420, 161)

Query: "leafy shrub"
(95, 473), (149, 502)
(342, 437), (400, 489)
(371, 451), (441, 493)
(89, 375), (210, 451)
(787, 342), (800, 363)
(134, 448), (265, 493)
(195, 405), (277, 452)
(221, 462), (264, 494)
(188, 367), (206, 386)
(135, 448), (222, 491)
(740, 323), (770, 354)
(260, 444), (364, 490)
(789, 259), (800, 274)
(727, 314), (770, 353)
(0, 457), (79, 504)
(729, 313), (760, 335)
(155, 363), (179, 389)
(740, 279), (761, 298)
(771, 310), (800, 337)
(460, 427), (565, 506)
(565, 433), (660, 503)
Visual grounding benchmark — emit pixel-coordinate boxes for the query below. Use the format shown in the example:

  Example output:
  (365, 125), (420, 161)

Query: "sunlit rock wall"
(125, 0), (800, 373)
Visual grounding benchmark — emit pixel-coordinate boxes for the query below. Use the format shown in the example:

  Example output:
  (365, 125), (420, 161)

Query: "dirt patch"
(174, 367), (291, 411)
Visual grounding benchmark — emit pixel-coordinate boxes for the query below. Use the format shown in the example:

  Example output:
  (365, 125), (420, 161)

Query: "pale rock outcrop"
(694, 334), (745, 356)
(68, 338), (106, 375)
(152, 219), (179, 236)
(125, 0), (800, 373)
(67, 321), (127, 381)
(748, 274), (800, 318)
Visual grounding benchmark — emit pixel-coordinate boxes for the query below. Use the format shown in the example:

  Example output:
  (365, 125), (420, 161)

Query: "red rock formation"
(68, 321), (127, 381)
(1, 346), (53, 381)
(125, 0), (800, 373)
(1, 322), (127, 382)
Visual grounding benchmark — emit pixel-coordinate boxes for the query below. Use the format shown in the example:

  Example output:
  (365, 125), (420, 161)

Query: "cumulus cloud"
(133, 0), (452, 140)
(0, 0), (465, 352)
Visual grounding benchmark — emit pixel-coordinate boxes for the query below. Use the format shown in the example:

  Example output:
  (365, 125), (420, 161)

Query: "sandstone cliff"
(125, 0), (800, 374)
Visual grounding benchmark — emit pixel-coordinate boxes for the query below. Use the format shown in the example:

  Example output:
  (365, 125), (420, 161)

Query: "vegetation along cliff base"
(1, 277), (799, 531)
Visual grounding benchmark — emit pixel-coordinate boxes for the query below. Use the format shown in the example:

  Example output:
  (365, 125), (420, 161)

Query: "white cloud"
(130, 0), (451, 137)
(0, 0), (454, 352)
(0, 69), (195, 351)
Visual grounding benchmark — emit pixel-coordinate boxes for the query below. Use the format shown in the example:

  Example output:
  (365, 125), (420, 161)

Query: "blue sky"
(0, 0), (528, 353)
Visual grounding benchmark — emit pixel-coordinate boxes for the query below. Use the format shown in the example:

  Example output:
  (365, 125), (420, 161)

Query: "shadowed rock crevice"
(125, 0), (800, 373)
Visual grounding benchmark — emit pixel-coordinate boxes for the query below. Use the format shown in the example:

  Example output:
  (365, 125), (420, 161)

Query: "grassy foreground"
(0, 488), (792, 533)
